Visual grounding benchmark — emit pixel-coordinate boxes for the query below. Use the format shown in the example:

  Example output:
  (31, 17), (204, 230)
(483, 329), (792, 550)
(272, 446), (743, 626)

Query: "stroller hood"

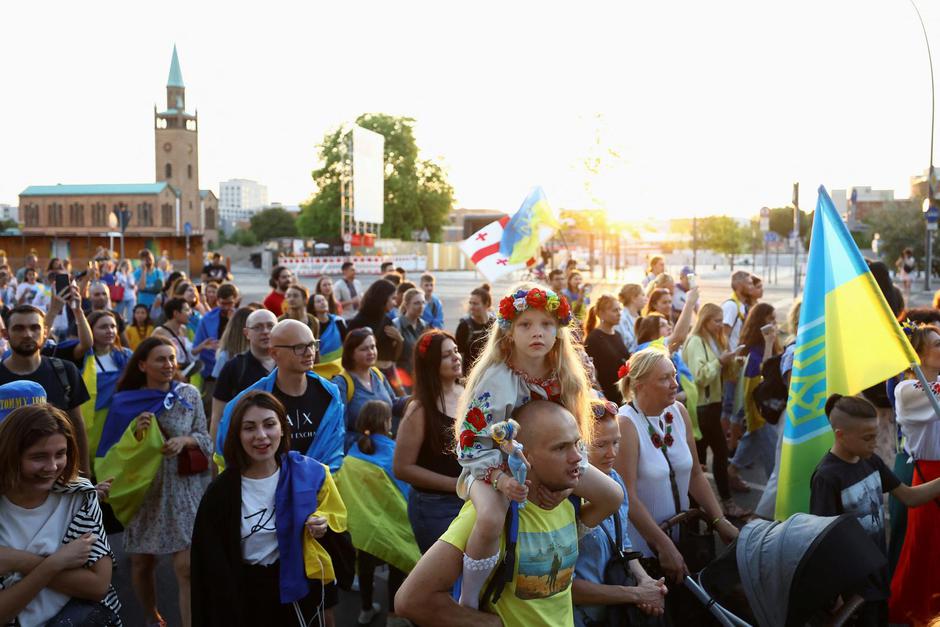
(736, 513), (885, 627)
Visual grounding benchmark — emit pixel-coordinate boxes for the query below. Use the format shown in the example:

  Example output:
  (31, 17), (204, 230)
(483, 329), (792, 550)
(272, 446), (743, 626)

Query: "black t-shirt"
(213, 351), (274, 403)
(455, 315), (494, 375)
(273, 378), (333, 456)
(584, 328), (630, 404)
(202, 263), (228, 281)
(0, 357), (90, 411)
(810, 452), (901, 600)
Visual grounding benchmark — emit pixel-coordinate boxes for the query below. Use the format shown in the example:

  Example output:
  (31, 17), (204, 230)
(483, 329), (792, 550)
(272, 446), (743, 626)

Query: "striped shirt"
(0, 479), (122, 626)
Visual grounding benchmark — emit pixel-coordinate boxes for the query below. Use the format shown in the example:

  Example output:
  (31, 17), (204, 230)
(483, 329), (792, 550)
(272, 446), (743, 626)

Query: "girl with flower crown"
(452, 283), (620, 609)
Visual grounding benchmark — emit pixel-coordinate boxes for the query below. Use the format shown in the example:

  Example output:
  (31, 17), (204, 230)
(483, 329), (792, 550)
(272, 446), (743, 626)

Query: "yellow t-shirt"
(441, 500), (578, 626)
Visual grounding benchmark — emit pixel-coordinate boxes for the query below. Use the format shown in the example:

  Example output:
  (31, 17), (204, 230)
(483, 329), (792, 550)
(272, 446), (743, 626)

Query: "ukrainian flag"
(499, 187), (560, 264)
(775, 186), (918, 519)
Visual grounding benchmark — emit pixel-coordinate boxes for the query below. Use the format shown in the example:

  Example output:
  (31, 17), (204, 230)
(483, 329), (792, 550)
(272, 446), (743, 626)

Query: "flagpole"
(909, 0), (935, 290)
(911, 363), (940, 417)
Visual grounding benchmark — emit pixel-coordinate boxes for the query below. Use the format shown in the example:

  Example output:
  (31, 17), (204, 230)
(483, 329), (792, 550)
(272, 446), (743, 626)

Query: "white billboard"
(352, 125), (385, 224)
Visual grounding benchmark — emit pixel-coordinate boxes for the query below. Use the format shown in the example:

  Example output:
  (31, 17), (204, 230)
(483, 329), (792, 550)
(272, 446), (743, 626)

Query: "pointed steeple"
(167, 45), (184, 88)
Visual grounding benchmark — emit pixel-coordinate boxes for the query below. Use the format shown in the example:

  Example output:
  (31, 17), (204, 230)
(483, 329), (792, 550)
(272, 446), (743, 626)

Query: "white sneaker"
(358, 602), (381, 625)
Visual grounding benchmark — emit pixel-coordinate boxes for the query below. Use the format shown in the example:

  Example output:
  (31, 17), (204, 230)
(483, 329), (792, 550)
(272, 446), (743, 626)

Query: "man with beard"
(0, 305), (91, 473)
(263, 265), (293, 315)
(395, 401), (623, 626)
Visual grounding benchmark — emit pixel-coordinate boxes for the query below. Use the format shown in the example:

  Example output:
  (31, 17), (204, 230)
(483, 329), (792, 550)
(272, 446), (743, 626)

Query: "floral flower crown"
(497, 287), (571, 330)
(901, 320), (920, 338)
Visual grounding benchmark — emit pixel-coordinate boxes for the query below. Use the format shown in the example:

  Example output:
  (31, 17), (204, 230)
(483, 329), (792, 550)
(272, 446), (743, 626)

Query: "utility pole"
(792, 183), (801, 298)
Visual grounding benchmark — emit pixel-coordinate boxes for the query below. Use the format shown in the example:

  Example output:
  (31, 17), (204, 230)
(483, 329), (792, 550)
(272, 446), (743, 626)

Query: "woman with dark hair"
(454, 284), (494, 376)
(191, 391), (345, 627)
(0, 404), (121, 626)
(107, 336), (210, 627)
(331, 328), (402, 451)
(150, 271), (186, 323)
(309, 276), (341, 317)
(278, 284), (319, 337)
(309, 294), (347, 364)
(348, 279), (404, 393)
(727, 302), (781, 490)
(172, 281), (206, 332)
(392, 329), (464, 552)
(83, 310), (134, 458)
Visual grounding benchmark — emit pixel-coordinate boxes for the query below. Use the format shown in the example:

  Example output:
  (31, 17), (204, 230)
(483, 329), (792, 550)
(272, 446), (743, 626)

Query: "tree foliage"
(767, 206), (811, 240)
(699, 216), (745, 268)
(249, 207), (298, 241)
(861, 201), (925, 265)
(297, 113), (455, 242)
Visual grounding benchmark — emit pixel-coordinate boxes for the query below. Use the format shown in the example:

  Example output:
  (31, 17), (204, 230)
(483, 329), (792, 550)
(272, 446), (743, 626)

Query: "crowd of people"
(0, 248), (938, 627)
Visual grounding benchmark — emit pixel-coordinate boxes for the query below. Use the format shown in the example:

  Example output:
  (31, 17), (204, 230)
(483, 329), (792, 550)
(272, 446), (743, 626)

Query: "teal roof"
(167, 45), (184, 88)
(21, 183), (173, 197)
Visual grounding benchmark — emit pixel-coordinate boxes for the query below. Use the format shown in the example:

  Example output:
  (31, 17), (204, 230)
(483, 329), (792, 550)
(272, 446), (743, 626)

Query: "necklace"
(634, 402), (675, 452)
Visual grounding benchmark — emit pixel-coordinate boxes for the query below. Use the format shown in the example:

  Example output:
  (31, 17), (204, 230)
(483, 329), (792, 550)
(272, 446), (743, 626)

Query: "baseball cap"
(0, 381), (47, 423)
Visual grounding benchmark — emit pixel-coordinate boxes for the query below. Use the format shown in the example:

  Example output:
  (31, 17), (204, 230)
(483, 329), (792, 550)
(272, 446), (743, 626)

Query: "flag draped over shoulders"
(275, 451), (347, 603)
(775, 186), (918, 519)
(336, 435), (421, 573)
(216, 369), (345, 472)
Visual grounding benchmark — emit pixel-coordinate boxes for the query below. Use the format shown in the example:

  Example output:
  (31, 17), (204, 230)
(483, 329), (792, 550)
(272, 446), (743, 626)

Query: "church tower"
(155, 45), (200, 234)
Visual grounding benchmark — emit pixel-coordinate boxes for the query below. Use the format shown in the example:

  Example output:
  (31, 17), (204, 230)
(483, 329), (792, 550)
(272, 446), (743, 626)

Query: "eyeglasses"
(248, 323), (276, 332)
(273, 340), (320, 355)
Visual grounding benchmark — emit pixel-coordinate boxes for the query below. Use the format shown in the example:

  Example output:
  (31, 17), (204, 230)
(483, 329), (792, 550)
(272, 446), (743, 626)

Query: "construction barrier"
(277, 254), (427, 277)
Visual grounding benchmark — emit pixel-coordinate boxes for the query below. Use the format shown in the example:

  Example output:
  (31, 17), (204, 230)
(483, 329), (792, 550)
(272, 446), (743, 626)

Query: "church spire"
(167, 45), (184, 88)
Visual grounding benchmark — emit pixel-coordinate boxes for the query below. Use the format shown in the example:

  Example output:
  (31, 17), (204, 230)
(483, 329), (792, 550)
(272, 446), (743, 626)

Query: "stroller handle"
(659, 507), (715, 532)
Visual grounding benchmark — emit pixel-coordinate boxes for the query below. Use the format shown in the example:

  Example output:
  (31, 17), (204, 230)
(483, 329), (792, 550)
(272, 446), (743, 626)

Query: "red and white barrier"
(277, 254), (427, 277)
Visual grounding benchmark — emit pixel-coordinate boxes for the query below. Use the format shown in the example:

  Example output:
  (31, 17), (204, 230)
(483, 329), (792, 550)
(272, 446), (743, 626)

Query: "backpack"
(338, 367), (385, 403)
(48, 357), (72, 408)
(752, 354), (788, 425)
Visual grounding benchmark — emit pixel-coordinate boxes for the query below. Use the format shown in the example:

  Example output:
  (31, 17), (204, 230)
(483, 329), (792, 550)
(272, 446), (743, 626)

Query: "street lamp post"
(910, 0), (936, 290)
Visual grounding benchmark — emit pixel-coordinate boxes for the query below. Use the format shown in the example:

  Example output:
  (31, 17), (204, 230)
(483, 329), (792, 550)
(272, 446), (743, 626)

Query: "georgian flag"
(459, 216), (535, 282)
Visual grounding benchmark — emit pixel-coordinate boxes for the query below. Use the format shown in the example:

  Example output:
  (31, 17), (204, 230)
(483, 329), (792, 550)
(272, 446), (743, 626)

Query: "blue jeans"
(408, 489), (464, 554)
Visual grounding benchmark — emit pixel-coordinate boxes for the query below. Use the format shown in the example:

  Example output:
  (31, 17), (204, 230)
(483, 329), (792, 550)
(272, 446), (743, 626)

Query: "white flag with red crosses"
(459, 216), (535, 282)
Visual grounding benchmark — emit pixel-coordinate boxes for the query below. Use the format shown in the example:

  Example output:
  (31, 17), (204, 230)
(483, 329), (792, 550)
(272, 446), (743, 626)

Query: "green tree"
(768, 206), (810, 240)
(297, 113), (455, 241)
(231, 230), (258, 247)
(862, 201), (925, 265)
(249, 207), (298, 241)
(0, 219), (18, 231)
(699, 216), (745, 269)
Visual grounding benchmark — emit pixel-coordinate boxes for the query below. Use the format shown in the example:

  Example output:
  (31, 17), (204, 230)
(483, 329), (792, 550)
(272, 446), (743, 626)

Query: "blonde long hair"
(456, 282), (593, 445)
(690, 302), (727, 351)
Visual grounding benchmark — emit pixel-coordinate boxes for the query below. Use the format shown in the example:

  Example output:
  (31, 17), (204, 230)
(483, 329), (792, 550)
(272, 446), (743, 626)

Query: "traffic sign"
(764, 231), (779, 243)
(926, 205), (939, 224)
(184, 221), (192, 236)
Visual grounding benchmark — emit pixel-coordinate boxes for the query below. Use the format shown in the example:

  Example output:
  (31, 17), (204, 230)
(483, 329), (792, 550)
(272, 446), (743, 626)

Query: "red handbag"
(178, 445), (209, 476)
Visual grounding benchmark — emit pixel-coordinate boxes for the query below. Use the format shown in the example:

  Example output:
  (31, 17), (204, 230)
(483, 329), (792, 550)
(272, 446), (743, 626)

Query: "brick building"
(7, 46), (218, 270)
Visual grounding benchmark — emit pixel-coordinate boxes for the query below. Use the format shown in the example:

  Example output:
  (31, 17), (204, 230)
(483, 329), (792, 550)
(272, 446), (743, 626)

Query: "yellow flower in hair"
(545, 297), (560, 312)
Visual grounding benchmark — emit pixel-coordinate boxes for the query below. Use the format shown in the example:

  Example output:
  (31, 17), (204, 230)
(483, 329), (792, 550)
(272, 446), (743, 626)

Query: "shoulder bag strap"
(630, 402), (682, 517)
(49, 357), (72, 407)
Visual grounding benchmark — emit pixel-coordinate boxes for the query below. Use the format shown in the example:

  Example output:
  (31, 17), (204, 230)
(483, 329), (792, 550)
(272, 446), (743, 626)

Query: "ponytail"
(355, 400), (392, 456)
(583, 304), (600, 336)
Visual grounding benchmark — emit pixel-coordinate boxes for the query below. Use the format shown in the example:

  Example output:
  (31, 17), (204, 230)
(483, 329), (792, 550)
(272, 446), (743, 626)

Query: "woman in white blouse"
(613, 348), (737, 622)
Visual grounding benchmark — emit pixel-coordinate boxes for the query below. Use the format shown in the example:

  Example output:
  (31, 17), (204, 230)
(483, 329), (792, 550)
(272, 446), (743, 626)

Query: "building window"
(48, 203), (63, 227)
(68, 203), (84, 227)
(187, 164), (192, 179)
(165, 163), (172, 178)
(161, 203), (173, 227)
(205, 207), (216, 229)
(24, 204), (39, 227)
(93, 203), (109, 227)
(138, 202), (153, 227)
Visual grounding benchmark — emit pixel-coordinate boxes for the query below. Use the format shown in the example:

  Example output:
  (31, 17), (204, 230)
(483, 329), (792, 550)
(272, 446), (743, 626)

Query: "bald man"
(216, 319), (345, 472)
(395, 401), (624, 626)
(210, 308), (277, 442)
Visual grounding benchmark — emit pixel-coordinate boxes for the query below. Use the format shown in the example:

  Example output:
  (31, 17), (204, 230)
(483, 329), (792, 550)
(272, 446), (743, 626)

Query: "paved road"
(111, 262), (929, 625)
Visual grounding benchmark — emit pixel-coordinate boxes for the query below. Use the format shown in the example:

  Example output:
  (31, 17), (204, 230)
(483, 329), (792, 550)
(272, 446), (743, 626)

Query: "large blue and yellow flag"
(499, 186), (560, 264)
(775, 186), (918, 519)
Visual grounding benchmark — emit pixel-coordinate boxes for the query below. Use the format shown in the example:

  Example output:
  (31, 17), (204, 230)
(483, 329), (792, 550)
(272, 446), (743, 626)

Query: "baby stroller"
(672, 511), (885, 627)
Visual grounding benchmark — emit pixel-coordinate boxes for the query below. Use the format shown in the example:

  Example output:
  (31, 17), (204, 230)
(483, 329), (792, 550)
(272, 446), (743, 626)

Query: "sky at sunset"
(3, 0), (940, 220)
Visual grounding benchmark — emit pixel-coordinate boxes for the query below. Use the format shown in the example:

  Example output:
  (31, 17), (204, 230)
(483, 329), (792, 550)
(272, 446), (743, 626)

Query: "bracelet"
(492, 471), (504, 492)
(711, 516), (724, 527)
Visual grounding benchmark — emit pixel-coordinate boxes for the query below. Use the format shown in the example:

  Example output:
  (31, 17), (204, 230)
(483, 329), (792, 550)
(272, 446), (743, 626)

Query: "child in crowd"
(810, 394), (940, 627)
(337, 401), (418, 625)
(453, 284), (617, 609)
